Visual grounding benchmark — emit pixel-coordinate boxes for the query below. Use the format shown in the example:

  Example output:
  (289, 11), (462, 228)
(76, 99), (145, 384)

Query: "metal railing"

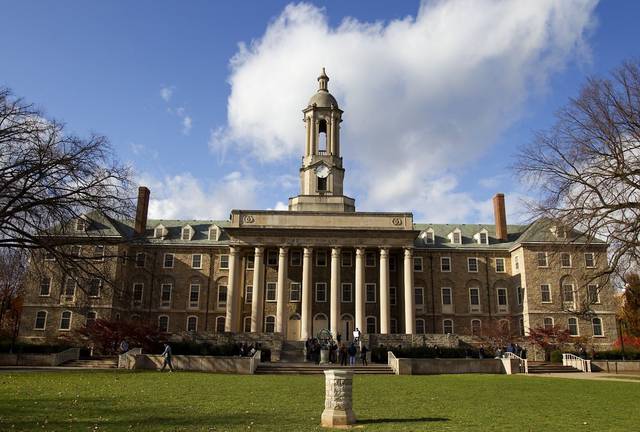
(504, 351), (528, 374)
(54, 348), (80, 366)
(562, 353), (591, 372)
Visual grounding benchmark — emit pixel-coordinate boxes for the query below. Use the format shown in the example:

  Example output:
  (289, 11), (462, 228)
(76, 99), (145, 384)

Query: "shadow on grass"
(358, 417), (450, 424)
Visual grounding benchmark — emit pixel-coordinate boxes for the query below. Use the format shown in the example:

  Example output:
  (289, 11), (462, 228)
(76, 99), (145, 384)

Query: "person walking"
(347, 342), (357, 366)
(360, 345), (369, 366)
(160, 343), (174, 372)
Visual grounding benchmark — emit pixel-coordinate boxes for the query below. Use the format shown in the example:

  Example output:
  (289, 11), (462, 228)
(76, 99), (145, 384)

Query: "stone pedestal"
(321, 370), (356, 428)
(320, 348), (330, 364)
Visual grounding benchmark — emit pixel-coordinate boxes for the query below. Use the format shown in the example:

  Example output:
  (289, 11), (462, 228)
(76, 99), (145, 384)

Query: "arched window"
(471, 319), (481, 336)
(215, 316), (226, 333)
(415, 319), (426, 334)
(443, 319), (454, 334)
(158, 315), (169, 333)
(264, 316), (276, 333)
(568, 317), (579, 336)
(543, 317), (554, 330)
(34, 310), (47, 330)
(366, 316), (377, 334)
(187, 316), (198, 332)
(592, 317), (603, 337)
(59, 311), (72, 331)
(86, 311), (97, 327)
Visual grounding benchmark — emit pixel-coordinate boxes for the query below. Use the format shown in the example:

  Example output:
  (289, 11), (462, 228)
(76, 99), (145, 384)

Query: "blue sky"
(3, 1), (640, 224)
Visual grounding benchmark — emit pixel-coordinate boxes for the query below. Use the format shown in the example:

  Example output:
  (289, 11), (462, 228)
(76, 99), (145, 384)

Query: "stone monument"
(321, 369), (356, 428)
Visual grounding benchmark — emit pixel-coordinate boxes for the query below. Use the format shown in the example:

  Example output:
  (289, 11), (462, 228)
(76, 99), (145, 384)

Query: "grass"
(0, 371), (639, 431)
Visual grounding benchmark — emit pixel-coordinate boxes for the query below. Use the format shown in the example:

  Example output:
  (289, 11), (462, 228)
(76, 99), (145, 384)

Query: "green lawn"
(0, 371), (638, 431)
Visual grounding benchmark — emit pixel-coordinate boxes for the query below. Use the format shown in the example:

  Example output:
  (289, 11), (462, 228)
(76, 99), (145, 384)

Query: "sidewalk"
(528, 372), (640, 383)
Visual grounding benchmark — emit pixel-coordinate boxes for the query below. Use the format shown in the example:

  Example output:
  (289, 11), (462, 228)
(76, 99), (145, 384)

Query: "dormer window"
(420, 229), (435, 245)
(75, 218), (87, 232)
(448, 229), (462, 245)
(551, 225), (568, 239)
(208, 225), (221, 241)
(154, 225), (166, 239)
(181, 226), (193, 241)
(479, 232), (488, 244)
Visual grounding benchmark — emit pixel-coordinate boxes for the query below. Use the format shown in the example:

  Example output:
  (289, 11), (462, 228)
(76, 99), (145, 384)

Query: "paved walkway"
(528, 372), (640, 383)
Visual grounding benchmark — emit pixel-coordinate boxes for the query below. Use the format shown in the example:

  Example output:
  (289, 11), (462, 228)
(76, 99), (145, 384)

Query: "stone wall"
(364, 333), (460, 349)
(171, 331), (284, 361)
(591, 360), (640, 373)
(132, 354), (254, 374)
(0, 353), (55, 366)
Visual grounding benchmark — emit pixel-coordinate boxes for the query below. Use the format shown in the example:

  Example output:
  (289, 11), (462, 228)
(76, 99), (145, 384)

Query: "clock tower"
(288, 69), (356, 212)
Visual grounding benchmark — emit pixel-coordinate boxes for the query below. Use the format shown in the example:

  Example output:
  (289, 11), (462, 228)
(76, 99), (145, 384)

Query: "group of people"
(304, 328), (369, 366)
(482, 343), (527, 359)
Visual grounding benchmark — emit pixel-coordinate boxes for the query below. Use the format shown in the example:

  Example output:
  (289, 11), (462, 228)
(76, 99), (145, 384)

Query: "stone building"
(19, 70), (617, 351)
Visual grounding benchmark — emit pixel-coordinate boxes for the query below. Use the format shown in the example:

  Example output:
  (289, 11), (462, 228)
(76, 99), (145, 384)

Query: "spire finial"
(317, 67), (329, 92)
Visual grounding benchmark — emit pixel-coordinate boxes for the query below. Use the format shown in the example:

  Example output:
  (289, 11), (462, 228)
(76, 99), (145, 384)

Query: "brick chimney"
(493, 193), (507, 242)
(134, 186), (150, 236)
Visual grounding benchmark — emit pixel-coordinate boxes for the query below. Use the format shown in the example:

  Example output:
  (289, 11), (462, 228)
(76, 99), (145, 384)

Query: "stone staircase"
(63, 356), (119, 369)
(279, 340), (306, 363)
(255, 362), (394, 375)
(527, 361), (581, 374)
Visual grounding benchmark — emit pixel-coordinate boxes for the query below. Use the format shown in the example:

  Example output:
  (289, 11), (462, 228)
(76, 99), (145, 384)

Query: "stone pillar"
(276, 247), (288, 334)
(403, 247), (415, 334)
(379, 248), (390, 334)
(301, 247), (313, 340)
(330, 247), (341, 336)
(355, 248), (365, 334)
(321, 370), (356, 428)
(250, 247), (264, 333)
(225, 246), (240, 332)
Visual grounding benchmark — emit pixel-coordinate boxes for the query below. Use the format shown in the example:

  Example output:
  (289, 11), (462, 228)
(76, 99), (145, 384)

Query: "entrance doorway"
(312, 313), (328, 338)
(341, 314), (354, 341)
(287, 314), (301, 340)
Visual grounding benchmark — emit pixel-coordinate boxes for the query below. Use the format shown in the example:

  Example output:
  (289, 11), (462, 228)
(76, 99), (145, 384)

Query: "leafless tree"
(516, 60), (640, 310)
(0, 87), (134, 291)
(0, 248), (26, 332)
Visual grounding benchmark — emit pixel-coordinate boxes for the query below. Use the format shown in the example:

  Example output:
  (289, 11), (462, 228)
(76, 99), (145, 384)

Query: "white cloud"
(160, 86), (173, 102)
(182, 115), (193, 135)
(140, 171), (261, 220)
(213, 0), (597, 222)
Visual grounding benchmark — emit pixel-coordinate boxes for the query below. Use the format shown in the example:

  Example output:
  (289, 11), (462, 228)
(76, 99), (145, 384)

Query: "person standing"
(119, 339), (129, 354)
(360, 345), (369, 366)
(161, 343), (174, 372)
(339, 343), (347, 366)
(347, 342), (357, 366)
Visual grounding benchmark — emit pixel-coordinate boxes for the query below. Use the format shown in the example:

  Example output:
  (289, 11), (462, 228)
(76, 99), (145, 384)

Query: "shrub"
(371, 345), (486, 362)
(592, 349), (640, 360)
(550, 350), (563, 363)
(0, 341), (72, 354)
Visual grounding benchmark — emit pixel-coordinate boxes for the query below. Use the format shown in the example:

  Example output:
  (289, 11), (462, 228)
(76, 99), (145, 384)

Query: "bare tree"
(0, 87), (134, 291)
(516, 60), (640, 305)
(0, 248), (26, 334)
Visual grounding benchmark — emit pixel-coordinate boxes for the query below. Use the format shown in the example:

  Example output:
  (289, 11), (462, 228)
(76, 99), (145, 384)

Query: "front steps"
(279, 340), (306, 363)
(255, 362), (394, 375)
(63, 356), (118, 369)
(527, 362), (581, 374)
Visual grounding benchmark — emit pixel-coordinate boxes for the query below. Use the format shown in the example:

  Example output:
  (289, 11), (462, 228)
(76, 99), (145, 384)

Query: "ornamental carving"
(392, 217), (403, 226)
(242, 215), (255, 224)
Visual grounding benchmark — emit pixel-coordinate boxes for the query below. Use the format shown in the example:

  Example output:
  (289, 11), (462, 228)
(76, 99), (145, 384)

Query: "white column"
(379, 248), (390, 334)
(225, 246), (240, 332)
(276, 247), (288, 334)
(301, 247), (313, 340)
(355, 248), (365, 334)
(403, 248), (415, 334)
(250, 247), (264, 333)
(330, 247), (341, 336)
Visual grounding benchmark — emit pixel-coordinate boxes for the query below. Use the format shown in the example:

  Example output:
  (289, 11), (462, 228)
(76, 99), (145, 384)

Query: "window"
(495, 258), (505, 273)
(441, 287), (452, 305)
(497, 288), (508, 309)
(63, 277), (76, 297)
(469, 287), (480, 310)
(39, 277), (51, 296)
(133, 283), (144, 305)
(163, 253), (174, 268)
(71, 245), (81, 257)
(588, 284), (600, 304)
(208, 226), (218, 241)
(467, 257), (478, 272)
(60, 311), (72, 331)
(264, 316), (276, 333)
(245, 286), (253, 304)
(187, 316), (197, 332)
(568, 317), (579, 336)
(290, 250), (302, 267)
(592, 317), (603, 337)
(413, 257), (423, 272)
(365, 283), (376, 303)
(365, 252), (376, 267)
(218, 286), (228, 307)
(86, 311), (97, 327)
(514, 256), (519, 271)
(192, 254), (202, 269)
(88, 278), (101, 297)
(181, 226), (191, 240)
(158, 316), (169, 332)
(425, 230), (434, 244)
(154, 226), (164, 238)
(246, 255), (254, 270)
(479, 232), (488, 244)
(160, 283), (172, 307)
(585, 253), (595, 268)
(562, 284), (574, 303)
(290, 282), (301, 302)
(366, 316), (377, 334)
(316, 250), (327, 267)
(243, 316), (251, 333)
(540, 284), (551, 303)
(34, 311), (47, 330)
(266, 283), (276, 302)
(441, 257), (451, 272)
(516, 286), (524, 305)
(389, 256), (397, 272)
(416, 319), (426, 334)
(315, 282), (327, 302)
(211, 316), (224, 333)
(414, 287), (424, 306)
(560, 253), (572, 268)
(135, 252), (145, 268)
(390, 318), (398, 334)
(317, 176), (327, 191)
(341, 252), (352, 267)
(390, 286), (397, 306)
(93, 245), (105, 261)
(471, 319), (481, 336)
(443, 319), (454, 334)
(267, 250), (278, 266)
(189, 284), (200, 308)
(452, 231), (461, 244)
(75, 218), (86, 231)
(537, 252), (548, 267)
(543, 317), (554, 330)
(220, 255), (229, 269)
(518, 318), (525, 336)
(341, 283), (352, 303)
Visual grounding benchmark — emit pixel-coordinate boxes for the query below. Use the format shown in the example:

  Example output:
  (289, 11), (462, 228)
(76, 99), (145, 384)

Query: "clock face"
(315, 164), (330, 178)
